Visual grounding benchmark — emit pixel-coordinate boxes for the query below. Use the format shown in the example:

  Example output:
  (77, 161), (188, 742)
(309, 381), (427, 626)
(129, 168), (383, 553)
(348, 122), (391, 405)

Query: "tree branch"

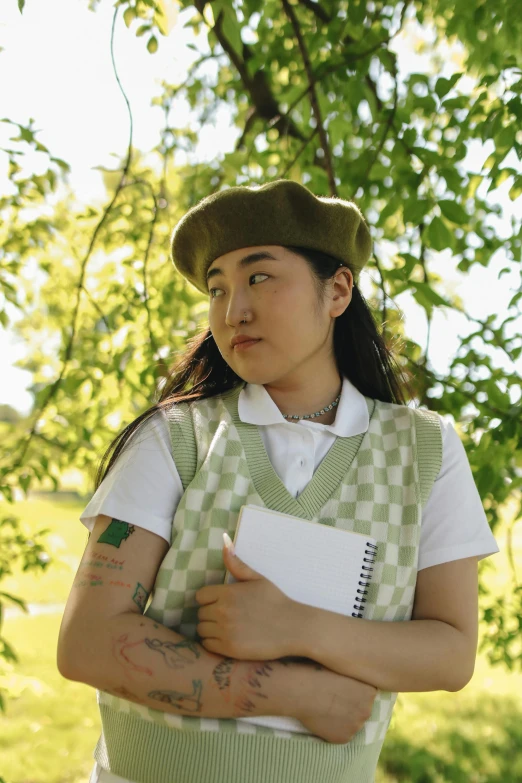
(281, 0), (337, 193)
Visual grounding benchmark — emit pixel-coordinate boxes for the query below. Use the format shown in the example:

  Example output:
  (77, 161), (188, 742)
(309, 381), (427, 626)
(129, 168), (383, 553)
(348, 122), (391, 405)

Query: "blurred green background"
(0, 492), (520, 783)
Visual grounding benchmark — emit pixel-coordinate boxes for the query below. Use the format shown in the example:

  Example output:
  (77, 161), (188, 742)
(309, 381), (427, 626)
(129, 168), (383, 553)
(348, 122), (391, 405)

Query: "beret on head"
(170, 179), (373, 295)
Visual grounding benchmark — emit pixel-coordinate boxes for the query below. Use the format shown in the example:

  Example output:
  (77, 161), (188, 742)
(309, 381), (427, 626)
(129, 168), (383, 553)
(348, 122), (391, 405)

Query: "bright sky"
(1, 0), (521, 416)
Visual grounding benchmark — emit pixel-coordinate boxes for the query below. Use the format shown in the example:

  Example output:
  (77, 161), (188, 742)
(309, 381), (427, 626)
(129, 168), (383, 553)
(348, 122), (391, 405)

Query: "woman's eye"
(209, 273), (268, 298)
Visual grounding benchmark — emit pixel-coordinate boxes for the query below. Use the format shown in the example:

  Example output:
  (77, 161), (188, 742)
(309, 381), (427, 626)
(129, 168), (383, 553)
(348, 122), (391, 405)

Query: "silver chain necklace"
(282, 392), (341, 420)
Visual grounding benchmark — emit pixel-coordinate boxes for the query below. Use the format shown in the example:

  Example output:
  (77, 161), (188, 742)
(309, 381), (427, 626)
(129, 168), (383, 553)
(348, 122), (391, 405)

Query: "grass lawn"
(1, 495), (521, 782)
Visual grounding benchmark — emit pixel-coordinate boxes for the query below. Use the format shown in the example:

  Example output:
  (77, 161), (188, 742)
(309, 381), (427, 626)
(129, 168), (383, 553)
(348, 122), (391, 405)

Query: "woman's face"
(207, 245), (351, 387)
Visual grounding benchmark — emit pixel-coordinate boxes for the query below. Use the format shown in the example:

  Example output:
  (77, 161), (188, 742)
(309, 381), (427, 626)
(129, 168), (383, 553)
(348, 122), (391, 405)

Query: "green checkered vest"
(94, 381), (443, 783)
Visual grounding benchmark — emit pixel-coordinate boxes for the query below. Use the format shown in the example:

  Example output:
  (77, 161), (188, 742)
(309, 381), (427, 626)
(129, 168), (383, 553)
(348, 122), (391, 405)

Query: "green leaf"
(508, 176), (522, 201)
(403, 197), (432, 225)
(0, 591), (28, 611)
(402, 128), (417, 147)
(466, 174), (483, 199)
(411, 281), (450, 308)
(438, 200), (468, 225)
(435, 73), (463, 100)
(410, 145), (441, 167)
(136, 24), (151, 37)
(414, 95), (438, 114)
(51, 158), (71, 171)
(0, 637), (19, 663)
(398, 253), (419, 278)
(347, 0), (367, 26)
(123, 7), (136, 27)
(441, 96), (469, 111)
(439, 166), (464, 193)
(376, 199), (399, 227)
(496, 125), (515, 150)
(486, 381), (510, 408)
(425, 216), (454, 251)
(147, 35), (158, 53)
(18, 0), (25, 12)
(19, 474), (31, 494)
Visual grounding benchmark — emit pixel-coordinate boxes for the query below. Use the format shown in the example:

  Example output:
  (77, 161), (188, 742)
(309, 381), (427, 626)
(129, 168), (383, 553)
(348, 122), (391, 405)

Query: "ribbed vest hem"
(94, 704), (383, 783)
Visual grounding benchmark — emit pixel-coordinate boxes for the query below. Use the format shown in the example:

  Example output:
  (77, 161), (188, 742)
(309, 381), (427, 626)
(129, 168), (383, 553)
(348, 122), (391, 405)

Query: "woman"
(58, 180), (499, 783)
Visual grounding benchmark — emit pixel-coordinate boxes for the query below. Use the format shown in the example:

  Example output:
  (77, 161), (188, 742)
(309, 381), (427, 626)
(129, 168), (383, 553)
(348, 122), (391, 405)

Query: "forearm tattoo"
(149, 680), (203, 712)
(209, 656), (240, 704)
(144, 637), (201, 668)
(233, 662), (274, 716)
(132, 583), (149, 611)
(108, 622), (278, 719)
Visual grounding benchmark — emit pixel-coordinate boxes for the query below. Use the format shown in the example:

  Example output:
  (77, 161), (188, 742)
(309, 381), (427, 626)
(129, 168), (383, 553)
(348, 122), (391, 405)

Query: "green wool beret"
(170, 179), (373, 295)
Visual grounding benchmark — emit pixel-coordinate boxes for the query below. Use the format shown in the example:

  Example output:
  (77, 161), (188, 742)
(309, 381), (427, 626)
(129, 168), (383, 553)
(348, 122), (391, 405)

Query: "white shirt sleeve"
(79, 410), (184, 544)
(418, 417), (500, 571)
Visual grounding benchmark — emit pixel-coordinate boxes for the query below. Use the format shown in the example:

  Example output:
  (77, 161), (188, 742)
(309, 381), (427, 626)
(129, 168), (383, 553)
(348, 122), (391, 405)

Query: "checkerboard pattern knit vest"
(94, 381), (442, 783)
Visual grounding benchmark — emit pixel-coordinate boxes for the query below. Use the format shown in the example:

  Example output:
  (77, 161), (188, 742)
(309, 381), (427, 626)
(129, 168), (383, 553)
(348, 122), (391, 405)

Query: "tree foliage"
(2, 0), (522, 708)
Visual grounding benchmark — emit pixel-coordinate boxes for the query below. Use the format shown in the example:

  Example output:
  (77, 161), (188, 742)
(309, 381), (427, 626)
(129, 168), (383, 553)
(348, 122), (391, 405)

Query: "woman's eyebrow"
(206, 252), (279, 284)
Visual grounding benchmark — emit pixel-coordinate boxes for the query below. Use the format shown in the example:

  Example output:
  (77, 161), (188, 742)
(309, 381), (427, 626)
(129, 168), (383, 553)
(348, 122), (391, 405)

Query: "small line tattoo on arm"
(144, 637), (201, 668)
(132, 583), (149, 612)
(112, 633), (154, 677)
(234, 662), (274, 716)
(209, 657), (240, 703)
(149, 680), (203, 713)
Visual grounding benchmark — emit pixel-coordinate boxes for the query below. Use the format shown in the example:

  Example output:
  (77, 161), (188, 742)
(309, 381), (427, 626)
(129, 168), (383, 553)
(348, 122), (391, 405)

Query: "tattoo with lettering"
(74, 552), (132, 589)
(132, 582), (149, 612)
(149, 679), (203, 713)
(74, 574), (133, 590)
(97, 519), (135, 548)
(82, 553), (125, 572)
(145, 637), (201, 668)
(234, 662), (274, 716)
(74, 571), (104, 588)
(209, 657), (240, 703)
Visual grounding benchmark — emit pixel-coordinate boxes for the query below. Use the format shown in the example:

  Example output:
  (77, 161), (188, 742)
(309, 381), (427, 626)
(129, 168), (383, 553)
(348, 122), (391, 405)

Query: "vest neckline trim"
(221, 384), (377, 520)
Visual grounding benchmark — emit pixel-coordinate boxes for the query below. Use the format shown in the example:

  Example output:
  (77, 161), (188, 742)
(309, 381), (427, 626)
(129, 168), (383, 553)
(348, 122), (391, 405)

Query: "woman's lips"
(233, 339), (262, 351)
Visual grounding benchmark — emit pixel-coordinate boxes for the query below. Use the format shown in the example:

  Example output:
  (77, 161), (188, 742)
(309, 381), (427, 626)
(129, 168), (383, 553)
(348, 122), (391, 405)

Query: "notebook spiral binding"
(352, 542), (378, 618)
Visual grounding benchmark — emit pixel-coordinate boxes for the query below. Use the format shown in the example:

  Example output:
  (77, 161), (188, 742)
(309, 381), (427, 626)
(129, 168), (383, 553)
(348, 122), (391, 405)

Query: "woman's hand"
(195, 538), (303, 661)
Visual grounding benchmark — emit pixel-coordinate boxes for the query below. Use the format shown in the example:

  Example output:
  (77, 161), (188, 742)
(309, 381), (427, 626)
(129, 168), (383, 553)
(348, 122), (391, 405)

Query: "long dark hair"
(93, 246), (414, 492)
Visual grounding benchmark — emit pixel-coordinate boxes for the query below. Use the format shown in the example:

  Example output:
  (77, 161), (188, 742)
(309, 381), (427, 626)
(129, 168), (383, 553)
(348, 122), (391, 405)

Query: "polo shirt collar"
(238, 376), (369, 437)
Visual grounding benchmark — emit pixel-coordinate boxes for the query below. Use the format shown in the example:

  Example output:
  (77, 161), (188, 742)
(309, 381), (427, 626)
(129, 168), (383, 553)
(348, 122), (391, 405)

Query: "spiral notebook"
(223, 503), (378, 734)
